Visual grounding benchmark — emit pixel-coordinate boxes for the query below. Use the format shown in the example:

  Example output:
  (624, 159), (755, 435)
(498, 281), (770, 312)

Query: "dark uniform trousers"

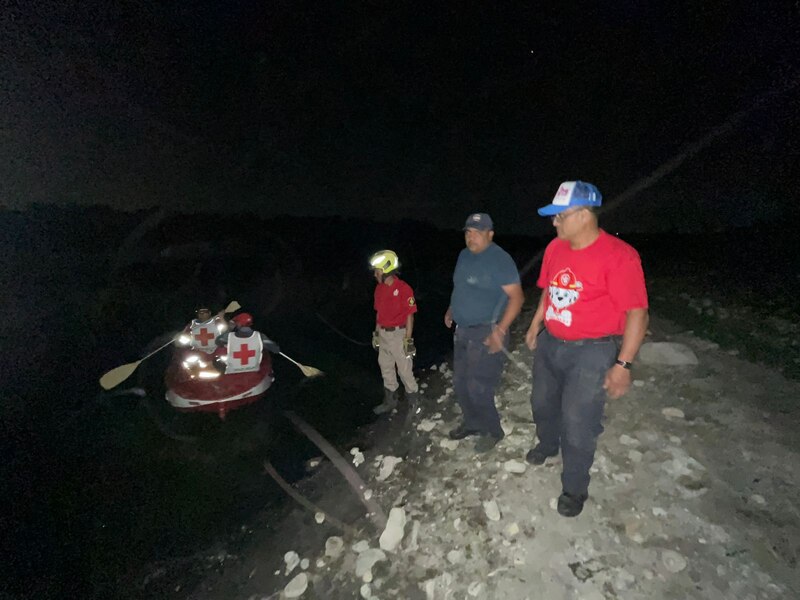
(452, 323), (509, 439)
(531, 329), (618, 496)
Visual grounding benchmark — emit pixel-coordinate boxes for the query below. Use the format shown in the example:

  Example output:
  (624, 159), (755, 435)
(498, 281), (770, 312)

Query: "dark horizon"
(1, 2), (799, 234)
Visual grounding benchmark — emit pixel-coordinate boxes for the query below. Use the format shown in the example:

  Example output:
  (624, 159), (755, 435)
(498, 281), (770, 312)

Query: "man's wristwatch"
(615, 359), (633, 370)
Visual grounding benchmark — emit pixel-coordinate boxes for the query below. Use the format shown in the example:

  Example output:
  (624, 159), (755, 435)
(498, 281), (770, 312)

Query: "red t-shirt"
(537, 230), (648, 340)
(374, 277), (418, 327)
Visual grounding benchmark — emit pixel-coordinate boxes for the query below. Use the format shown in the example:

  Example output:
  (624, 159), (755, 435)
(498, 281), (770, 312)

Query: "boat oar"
(99, 339), (175, 390)
(278, 352), (324, 378)
(221, 300), (240, 314)
(98, 300), (242, 390)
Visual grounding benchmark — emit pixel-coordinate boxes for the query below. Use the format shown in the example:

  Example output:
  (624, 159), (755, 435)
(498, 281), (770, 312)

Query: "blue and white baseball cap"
(537, 181), (603, 216)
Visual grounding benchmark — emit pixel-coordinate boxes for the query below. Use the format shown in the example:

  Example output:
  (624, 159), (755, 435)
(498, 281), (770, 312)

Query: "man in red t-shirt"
(368, 250), (419, 415)
(524, 181), (649, 517)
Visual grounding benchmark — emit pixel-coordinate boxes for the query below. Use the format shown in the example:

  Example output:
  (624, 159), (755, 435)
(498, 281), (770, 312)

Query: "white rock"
(316, 558), (326, 568)
(299, 558), (309, 570)
(503, 459), (527, 474)
(355, 548), (386, 578)
(549, 497), (558, 510)
(669, 435), (682, 444)
(417, 419), (437, 432)
(363, 489), (373, 500)
(376, 456), (403, 481)
(750, 494), (766, 506)
(468, 582), (484, 597)
(407, 520), (420, 551)
(639, 342), (699, 365)
(447, 549), (465, 564)
(360, 583), (372, 599)
(628, 450), (643, 463)
(662, 407), (685, 419)
(352, 540), (370, 554)
(325, 536), (344, 559)
(284, 550), (300, 574)
(652, 507), (667, 517)
(350, 447), (365, 467)
(661, 549), (687, 573)
(505, 522), (520, 537)
(633, 379), (645, 387)
(284, 572), (308, 598)
(439, 439), (459, 451)
(421, 382), (428, 389)
(379, 507), (407, 551)
(483, 500), (501, 521)
(315, 512), (325, 524)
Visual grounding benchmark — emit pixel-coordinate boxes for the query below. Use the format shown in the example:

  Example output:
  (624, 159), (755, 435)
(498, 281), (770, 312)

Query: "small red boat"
(164, 347), (274, 419)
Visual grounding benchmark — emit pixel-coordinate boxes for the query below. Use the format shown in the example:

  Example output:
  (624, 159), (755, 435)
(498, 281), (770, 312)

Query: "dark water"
(2, 207), (797, 598)
(1, 208), (465, 599)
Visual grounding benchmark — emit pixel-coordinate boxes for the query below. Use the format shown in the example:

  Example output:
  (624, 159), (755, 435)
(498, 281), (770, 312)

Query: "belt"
(380, 325), (405, 332)
(548, 332), (619, 345)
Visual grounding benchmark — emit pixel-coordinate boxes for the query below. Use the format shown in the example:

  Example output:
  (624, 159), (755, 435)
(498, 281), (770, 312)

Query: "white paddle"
(278, 352), (324, 378)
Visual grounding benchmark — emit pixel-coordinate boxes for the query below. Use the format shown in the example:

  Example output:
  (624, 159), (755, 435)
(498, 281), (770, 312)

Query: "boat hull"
(164, 349), (274, 418)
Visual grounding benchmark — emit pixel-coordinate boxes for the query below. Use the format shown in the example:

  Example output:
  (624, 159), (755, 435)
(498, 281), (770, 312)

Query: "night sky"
(1, 1), (798, 233)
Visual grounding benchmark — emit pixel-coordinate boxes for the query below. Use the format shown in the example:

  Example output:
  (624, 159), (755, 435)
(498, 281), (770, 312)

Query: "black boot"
(373, 388), (398, 415)
(557, 492), (588, 517)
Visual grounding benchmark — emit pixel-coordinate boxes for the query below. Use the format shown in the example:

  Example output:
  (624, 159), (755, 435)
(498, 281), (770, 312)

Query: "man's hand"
(403, 337), (416, 358)
(371, 331), (380, 351)
(603, 364), (632, 399)
(444, 307), (453, 328)
(525, 321), (542, 350)
(483, 326), (506, 354)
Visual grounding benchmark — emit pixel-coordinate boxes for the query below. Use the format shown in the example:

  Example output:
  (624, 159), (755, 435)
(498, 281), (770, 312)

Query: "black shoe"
(448, 424), (481, 440)
(474, 434), (502, 453)
(557, 492), (588, 517)
(525, 444), (558, 465)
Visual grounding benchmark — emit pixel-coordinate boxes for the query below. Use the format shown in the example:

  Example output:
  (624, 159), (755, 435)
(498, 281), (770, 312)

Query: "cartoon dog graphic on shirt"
(545, 268), (583, 327)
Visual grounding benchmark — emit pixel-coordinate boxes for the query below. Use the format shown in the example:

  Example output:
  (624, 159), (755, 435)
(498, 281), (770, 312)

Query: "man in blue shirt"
(444, 213), (524, 452)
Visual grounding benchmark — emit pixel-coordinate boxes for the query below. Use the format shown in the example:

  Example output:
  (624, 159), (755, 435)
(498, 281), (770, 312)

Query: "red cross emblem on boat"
(194, 328), (215, 346)
(233, 344), (256, 365)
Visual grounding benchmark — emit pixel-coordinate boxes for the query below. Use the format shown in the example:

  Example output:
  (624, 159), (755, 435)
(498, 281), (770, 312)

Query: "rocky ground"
(182, 310), (800, 600)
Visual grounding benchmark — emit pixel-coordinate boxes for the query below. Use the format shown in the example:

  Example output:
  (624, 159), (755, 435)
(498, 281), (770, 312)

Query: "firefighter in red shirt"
(369, 250), (419, 414)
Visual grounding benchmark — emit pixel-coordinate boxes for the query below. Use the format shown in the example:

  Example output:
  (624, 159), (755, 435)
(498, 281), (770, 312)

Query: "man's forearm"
(405, 313), (414, 338)
(497, 284), (524, 332)
(530, 289), (547, 328)
(618, 308), (649, 363)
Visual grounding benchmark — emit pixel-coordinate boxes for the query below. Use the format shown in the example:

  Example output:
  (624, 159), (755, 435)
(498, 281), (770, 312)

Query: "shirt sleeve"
(494, 249), (521, 287)
(606, 248), (649, 312)
(260, 333), (281, 354)
(400, 281), (418, 315)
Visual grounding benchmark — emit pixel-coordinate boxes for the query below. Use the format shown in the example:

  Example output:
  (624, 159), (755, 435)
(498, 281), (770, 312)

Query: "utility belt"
(379, 325), (405, 332)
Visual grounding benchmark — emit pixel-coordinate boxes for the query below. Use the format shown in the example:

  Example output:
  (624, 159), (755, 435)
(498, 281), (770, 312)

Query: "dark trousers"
(531, 329), (618, 496)
(453, 324), (508, 439)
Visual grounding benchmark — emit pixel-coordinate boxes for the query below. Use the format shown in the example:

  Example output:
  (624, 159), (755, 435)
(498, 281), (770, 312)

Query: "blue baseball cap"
(463, 212), (494, 231)
(538, 181), (603, 216)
